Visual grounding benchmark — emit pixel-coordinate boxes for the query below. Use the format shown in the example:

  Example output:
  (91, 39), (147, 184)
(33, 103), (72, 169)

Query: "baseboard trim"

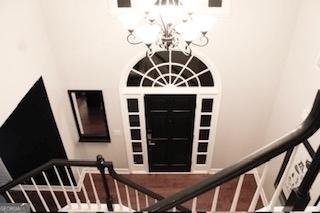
(82, 167), (130, 174)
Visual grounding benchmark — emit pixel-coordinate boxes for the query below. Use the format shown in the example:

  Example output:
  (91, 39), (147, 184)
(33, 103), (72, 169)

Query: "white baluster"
(54, 166), (71, 205)
(145, 194), (149, 207)
(248, 164), (269, 211)
(191, 197), (197, 212)
(114, 180), (123, 211)
(5, 191), (15, 203)
(30, 177), (49, 212)
(42, 171), (61, 210)
(266, 147), (298, 211)
(230, 174), (245, 212)
(135, 190), (140, 211)
(19, 184), (36, 212)
(64, 166), (81, 206)
(76, 168), (90, 208)
(210, 186), (220, 212)
(89, 173), (101, 208)
(173, 207), (177, 212)
(125, 185), (132, 211)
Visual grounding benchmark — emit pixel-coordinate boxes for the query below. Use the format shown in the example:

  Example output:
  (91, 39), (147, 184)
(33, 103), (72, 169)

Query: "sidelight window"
(127, 98), (145, 165)
(196, 97), (214, 165)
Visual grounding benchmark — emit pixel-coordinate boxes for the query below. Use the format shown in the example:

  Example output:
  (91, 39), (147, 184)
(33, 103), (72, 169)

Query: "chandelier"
(118, 0), (217, 57)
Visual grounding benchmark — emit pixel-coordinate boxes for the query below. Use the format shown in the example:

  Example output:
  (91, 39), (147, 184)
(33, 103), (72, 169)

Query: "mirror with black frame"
(68, 90), (110, 142)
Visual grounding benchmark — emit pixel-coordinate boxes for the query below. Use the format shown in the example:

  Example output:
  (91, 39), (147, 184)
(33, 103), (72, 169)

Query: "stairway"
(1, 90), (320, 212)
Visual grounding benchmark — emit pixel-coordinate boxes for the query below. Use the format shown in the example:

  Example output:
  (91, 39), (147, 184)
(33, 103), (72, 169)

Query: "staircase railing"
(144, 90), (320, 212)
(0, 156), (188, 212)
(1, 91), (320, 212)
(106, 158), (189, 212)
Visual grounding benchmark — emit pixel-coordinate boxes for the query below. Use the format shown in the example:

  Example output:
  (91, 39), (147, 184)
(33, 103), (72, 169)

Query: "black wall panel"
(0, 77), (68, 180)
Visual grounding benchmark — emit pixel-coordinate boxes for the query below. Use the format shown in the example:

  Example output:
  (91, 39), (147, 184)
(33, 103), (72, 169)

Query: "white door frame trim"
(119, 50), (222, 173)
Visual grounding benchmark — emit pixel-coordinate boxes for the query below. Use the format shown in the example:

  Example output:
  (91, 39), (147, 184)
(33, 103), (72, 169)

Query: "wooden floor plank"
(9, 173), (264, 212)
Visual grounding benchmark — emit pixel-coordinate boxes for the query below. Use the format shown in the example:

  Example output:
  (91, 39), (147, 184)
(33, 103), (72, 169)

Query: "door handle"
(148, 140), (156, 146)
(147, 133), (155, 145)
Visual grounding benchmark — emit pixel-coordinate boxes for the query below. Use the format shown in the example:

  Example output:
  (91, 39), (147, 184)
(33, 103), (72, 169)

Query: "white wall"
(0, 0), (76, 159)
(2, 0), (319, 202)
(39, 0), (301, 169)
(39, 0), (135, 168)
(263, 0), (320, 200)
(0, 0), (307, 171)
(199, 0), (301, 167)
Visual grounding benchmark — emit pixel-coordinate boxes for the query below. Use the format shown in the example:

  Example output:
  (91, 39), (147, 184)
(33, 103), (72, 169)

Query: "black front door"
(145, 95), (196, 172)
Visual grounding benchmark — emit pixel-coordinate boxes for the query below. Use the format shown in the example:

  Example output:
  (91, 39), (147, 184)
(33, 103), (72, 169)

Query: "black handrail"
(0, 156), (190, 212)
(0, 159), (101, 193)
(144, 90), (320, 212)
(105, 161), (190, 212)
(2, 91), (320, 212)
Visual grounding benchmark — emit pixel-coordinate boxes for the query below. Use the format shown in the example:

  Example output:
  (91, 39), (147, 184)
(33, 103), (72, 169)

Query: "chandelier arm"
(191, 34), (209, 47)
(168, 24), (179, 37)
(171, 35), (180, 49)
(159, 15), (170, 36)
(178, 43), (192, 56)
(185, 45), (192, 56)
(151, 21), (164, 30)
(127, 33), (143, 45)
(146, 47), (155, 58)
(121, 1), (215, 56)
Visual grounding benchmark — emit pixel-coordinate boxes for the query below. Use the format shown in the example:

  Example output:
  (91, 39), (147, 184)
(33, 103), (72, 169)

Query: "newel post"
(285, 145), (320, 211)
(96, 155), (113, 211)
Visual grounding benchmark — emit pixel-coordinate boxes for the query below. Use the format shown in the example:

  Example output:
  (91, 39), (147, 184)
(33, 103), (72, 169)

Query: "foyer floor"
(9, 173), (264, 212)
(86, 173), (264, 212)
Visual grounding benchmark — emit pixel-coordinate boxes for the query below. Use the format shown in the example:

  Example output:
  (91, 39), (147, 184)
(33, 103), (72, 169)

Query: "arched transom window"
(127, 51), (214, 87)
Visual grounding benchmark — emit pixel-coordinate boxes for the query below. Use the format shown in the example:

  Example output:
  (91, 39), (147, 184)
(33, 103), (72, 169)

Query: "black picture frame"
(274, 140), (319, 205)
(68, 90), (111, 143)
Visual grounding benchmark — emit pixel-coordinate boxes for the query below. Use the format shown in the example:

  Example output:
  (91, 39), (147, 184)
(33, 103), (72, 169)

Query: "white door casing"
(119, 50), (221, 173)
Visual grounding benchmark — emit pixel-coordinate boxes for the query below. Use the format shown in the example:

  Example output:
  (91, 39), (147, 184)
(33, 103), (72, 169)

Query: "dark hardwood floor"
(9, 173), (264, 212)
(103, 173), (264, 212)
